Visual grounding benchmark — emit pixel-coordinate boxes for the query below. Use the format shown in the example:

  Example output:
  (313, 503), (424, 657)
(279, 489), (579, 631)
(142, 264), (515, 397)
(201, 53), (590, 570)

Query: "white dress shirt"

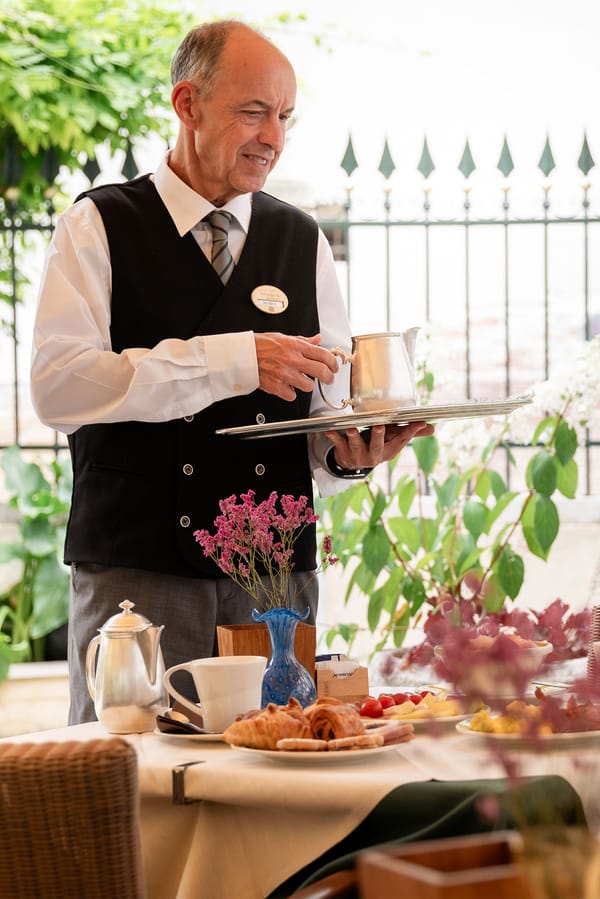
(30, 153), (353, 494)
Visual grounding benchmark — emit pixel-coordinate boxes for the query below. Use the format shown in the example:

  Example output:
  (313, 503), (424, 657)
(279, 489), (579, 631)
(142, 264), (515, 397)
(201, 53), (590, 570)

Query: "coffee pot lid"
(99, 599), (152, 633)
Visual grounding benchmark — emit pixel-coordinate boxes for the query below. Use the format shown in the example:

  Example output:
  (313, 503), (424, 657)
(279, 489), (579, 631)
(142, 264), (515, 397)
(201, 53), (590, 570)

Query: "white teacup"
(163, 655), (267, 733)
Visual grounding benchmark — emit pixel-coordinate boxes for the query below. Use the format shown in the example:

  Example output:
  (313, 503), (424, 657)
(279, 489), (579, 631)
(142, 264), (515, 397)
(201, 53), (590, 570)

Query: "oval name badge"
(251, 285), (289, 314)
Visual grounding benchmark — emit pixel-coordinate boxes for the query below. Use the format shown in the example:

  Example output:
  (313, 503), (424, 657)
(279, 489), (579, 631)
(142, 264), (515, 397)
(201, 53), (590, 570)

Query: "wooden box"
(358, 831), (532, 899)
(316, 666), (369, 704)
(216, 622), (316, 678)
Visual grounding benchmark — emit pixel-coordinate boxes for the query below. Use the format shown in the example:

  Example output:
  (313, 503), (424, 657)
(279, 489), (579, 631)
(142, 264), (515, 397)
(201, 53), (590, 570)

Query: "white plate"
(215, 395), (533, 440)
(228, 742), (403, 764)
(153, 728), (225, 743)
(456, 718), (600, 751)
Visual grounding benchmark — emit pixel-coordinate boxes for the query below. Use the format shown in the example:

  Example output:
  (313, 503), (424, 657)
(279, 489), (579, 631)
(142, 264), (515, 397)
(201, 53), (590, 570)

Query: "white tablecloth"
(2, 722), (427, 899)
(5, 720), (600, 899)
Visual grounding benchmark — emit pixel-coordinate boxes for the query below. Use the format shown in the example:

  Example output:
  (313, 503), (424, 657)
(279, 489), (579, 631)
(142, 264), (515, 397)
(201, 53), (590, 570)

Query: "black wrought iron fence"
(1, 132), (598, 493)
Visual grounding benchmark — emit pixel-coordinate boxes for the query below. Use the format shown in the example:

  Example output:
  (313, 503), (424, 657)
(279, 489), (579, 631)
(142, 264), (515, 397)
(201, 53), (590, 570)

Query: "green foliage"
(317, 406), (580, 657)
(0, 0), (194, 206)
(0, 446), (71, 680)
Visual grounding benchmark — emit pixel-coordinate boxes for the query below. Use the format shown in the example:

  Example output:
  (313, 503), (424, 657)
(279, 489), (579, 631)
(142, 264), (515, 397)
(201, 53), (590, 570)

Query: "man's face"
(183, 33), (297, 205)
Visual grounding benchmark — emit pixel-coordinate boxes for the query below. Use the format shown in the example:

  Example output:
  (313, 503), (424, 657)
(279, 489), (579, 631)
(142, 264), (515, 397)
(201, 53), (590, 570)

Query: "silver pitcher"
(318, 328), (420, 413)
(85, 599), (168, 734)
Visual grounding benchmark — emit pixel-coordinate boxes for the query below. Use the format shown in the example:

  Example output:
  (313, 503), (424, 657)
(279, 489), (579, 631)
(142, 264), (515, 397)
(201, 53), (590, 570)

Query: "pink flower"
(193, 491), (336, 611)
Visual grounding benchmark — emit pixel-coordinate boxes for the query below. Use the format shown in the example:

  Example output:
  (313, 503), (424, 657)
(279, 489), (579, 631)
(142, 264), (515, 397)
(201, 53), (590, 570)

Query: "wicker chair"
(0, 738), (145, 899)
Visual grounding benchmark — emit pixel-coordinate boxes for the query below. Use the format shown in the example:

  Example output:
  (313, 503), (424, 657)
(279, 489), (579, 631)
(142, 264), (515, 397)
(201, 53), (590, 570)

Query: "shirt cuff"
(204, 331), (259, 401)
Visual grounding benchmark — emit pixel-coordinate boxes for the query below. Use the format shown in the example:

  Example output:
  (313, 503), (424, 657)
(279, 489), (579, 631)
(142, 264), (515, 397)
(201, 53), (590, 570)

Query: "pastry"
(304, 696), (365, 740)
(223, 698), (311, 749)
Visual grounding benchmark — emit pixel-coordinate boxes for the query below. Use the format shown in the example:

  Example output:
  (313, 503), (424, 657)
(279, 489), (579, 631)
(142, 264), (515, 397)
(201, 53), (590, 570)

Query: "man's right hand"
(254, 333), (338, 401)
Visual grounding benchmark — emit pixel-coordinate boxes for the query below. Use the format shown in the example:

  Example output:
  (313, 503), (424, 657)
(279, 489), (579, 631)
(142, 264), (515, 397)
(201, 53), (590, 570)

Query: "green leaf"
(367, 585), (388, 632)
(434, 473), (460, 511)
(402, 575), (427, 615)
(369, 485), (387, 525)
(531, 416), (556, 446)
(22, 517), (56, 557)
(534, 494), (559, 553)
(1, 446), (49, 501)
(387, 516), (421, 554)
(30, 556), (69, 638)
(394, 478), (417, 516)
(353, 560), (377, 596)
(412, 436), (438, 474)
(463, 499), (487, 541)
(474, 470), (490, 501)
(489, 470), (507, 499)
(530, 450), (558, 496)
(556, 458), (578, 499)
(497, 546), (524, 599)
(481, 572), (508, 612)
(454, 533), (476, 575)
(554, 421), (578, 465)
(362, 523), (390, 575)
(521, 497), (549, 561)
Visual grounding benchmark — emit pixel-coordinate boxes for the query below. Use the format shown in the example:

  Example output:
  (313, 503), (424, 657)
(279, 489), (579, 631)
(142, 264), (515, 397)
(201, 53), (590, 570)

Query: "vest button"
(256, 413), (266, 424)
(182, 463), (194, 476)
(179, 515), (191, 528)
(183, 415), (194, 422)
(255, 463), (266, 476)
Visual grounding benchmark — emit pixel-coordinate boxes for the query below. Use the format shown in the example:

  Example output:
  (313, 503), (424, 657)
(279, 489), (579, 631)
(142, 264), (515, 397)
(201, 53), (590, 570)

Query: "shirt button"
(233, 383), (242, 392)
(256, 413), (266, 424)
(183, 415), (194, 422)
(182, 464), (194, 476)
(255, 464), (265, 476)
(179, 515), (191, 528)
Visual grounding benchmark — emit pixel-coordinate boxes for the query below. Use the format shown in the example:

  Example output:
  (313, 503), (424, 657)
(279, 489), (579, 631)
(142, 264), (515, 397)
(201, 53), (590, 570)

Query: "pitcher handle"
(85, 634), (101, 702)
(163, 663), (204, 720)
(317, 347), (354, 411)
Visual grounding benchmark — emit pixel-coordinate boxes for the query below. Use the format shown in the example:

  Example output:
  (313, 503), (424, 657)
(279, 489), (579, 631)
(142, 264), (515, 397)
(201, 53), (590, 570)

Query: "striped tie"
(207, 210), (235, 285)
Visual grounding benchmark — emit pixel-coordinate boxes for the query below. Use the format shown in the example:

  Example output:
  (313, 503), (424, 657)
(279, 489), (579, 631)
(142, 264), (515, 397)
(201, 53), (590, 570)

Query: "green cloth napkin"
(268, 775), (586, 898)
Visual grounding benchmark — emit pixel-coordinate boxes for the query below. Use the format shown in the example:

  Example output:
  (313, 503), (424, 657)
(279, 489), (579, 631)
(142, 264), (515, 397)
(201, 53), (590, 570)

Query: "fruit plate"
(456, 718), (600, 751)
(378, 712), (473, 731)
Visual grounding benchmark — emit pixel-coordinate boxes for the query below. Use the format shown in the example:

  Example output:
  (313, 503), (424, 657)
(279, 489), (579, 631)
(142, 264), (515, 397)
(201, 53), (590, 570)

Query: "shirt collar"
(153, 152), (252, 236)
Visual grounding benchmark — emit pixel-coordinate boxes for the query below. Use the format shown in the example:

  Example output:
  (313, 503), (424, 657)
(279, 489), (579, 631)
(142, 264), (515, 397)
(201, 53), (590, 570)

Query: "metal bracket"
(172, 761), (205, 805)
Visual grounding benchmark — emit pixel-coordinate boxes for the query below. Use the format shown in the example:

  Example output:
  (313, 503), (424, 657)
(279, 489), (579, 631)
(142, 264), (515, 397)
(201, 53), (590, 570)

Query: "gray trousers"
(69, 562), (318, 724)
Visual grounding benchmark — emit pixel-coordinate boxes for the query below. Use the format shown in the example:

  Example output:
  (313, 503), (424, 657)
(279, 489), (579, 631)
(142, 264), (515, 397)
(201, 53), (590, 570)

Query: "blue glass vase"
(252, 607), (317, 708)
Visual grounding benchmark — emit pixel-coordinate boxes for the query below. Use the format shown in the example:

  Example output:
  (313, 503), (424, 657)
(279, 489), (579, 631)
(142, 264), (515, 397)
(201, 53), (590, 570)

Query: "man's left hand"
(324, 420), (435, 471)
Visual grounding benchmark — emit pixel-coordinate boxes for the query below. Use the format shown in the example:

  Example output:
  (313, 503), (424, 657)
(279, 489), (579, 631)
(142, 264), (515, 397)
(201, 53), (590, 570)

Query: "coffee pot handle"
(317, 347), (353, 411)
(85, 634), (101, 701)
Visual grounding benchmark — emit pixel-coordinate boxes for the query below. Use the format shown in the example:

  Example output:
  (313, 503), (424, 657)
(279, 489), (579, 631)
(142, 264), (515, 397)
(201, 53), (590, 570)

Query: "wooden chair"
(0, 738), (145, 899)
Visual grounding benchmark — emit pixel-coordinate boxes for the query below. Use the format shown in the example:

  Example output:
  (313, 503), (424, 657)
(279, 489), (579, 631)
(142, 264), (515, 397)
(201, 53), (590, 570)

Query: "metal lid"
(99, 599), (151, 633)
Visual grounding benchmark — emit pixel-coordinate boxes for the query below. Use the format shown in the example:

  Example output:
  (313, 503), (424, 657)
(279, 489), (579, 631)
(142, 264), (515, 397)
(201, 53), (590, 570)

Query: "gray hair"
(170, 20), (264, 97)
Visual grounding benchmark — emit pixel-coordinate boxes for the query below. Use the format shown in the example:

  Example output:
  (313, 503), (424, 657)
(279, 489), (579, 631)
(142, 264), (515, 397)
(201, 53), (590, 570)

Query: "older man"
(31, 20), (432, 723)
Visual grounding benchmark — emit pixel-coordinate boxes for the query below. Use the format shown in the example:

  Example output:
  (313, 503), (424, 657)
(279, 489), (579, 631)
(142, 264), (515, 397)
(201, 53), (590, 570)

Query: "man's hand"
(324, 420), (435, 470)
(254, 333), (338, 401)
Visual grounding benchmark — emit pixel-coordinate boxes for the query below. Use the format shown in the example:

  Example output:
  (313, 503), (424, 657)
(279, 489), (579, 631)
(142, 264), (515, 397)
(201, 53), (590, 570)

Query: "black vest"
(65, 177), (320, 577)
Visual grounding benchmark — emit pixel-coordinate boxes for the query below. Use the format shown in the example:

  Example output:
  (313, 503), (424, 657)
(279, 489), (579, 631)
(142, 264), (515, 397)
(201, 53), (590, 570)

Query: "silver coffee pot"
(85, 599), (168, 734)
(318, 328), (420, 413)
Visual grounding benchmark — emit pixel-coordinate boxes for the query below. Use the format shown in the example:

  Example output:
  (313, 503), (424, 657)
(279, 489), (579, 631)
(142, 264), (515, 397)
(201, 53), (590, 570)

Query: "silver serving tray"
(216, 394), (533, 440)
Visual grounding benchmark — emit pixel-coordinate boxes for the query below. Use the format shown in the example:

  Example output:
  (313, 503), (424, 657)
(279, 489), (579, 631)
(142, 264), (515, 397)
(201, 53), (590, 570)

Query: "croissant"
(303, 696), (365, 740)
(223, 698), (312, 750)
